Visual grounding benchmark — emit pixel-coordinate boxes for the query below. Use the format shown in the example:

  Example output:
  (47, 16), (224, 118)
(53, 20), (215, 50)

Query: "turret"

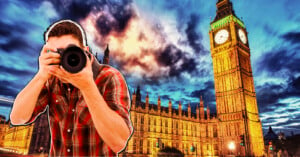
(136, 86), (141, 103)
(102, 44), (110, 64)
(188, 103), (191, 118)
(157, 96), (161, 114)
(179, 101), (182, 117)
(146, 92), (149, 111)
(132, 89), (136, 109)
(196, 104), (199, 120)
(207, 104), (210, 120)
(200, 96), (205, 120)
(168, 99), (172, 116)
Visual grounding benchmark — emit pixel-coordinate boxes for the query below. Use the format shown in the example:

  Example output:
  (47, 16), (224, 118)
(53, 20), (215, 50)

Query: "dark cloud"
(108, 0), (134, 33)
(190, 81), (216, 112)
(160, 95), (170, 100)
(256, 76), (300, 113)
(0, 102), (13, 107)
(0, 65), (33, 76)
(257, 49), (300, 74)
(185, 14), (204, 54)
(262, 114), (300, 130)
(49, 0), (135, 36)
(0, 20), (36, 53)
(50, 0), (101, 21)
(281, 31), (300, 45)
(96, 15), (113, 36)
(190, 81), (214, 98)
(0, 21), (13, 37)
(256, 83), (284, 106)
(290, 75), (300, 90)
(0, 37), (32, 53)
(0, 81), (18, 97)
(259, 106), (277, 113)
(157, 45), (198, 78)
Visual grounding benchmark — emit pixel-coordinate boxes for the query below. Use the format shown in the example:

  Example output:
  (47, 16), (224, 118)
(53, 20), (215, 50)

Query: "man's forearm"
(81, 81), (130, 153)
(10, 73), (47, 125)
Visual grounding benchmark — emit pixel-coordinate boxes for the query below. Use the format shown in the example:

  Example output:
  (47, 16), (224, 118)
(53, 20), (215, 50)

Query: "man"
(10, 20), (133, 156)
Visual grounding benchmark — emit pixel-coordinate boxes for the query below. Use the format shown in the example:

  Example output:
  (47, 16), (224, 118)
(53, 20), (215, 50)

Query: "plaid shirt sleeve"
(26, 80), (50, 123)
(96, 66), (133, 134)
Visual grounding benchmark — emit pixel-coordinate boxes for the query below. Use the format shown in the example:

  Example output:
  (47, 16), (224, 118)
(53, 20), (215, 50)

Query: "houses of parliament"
(0, 0), (265, 156)
(122, 0), (264, 156)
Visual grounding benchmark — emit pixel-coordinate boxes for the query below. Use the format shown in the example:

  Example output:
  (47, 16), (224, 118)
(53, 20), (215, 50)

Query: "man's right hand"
(37, 45), (60, 81)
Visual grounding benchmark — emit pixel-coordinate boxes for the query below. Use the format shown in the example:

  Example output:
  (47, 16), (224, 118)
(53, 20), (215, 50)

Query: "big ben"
(209, 0), (264, 156)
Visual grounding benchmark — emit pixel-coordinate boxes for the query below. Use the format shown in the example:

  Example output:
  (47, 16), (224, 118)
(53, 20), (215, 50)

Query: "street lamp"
(228, 141), (235, 156)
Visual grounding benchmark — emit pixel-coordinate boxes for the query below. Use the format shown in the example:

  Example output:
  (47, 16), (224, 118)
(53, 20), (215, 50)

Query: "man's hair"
(44, 20), (87, 46)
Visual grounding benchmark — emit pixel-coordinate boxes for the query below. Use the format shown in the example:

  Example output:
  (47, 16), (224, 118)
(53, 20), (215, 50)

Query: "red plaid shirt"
(28, 60), (133, 156)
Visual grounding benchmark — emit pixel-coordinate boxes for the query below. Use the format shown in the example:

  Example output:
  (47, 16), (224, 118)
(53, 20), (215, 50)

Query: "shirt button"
(67, 129), (71, 133)
(72, 108), (75, 112)
(67, 149), (71, 152)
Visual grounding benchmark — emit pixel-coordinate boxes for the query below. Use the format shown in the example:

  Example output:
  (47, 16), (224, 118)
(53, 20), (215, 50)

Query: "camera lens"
(67, 54), (80, 67)
(61, 46), (87, 73)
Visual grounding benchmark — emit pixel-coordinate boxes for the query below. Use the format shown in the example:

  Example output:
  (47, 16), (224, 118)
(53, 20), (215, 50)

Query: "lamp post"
(228, 141), (235, 156)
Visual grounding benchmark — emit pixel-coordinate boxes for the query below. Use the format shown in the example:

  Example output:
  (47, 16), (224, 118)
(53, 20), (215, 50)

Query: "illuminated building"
(121, 0), (264, 156)
(209, 0), (264, 156)
(0, 115), (8, 147)
(2, 123), (34, 155)
(121, 92), (219, 156)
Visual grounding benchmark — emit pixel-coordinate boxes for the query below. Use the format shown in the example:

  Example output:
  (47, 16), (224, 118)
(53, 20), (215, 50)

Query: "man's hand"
(37, 45), (60, 82)
(49, 53), (94, 90)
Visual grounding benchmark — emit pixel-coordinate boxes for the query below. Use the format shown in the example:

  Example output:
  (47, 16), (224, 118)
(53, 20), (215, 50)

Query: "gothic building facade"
(122, 92), (220, 156)
(121, 0), (264, 156)
(209, 0), (264, 156)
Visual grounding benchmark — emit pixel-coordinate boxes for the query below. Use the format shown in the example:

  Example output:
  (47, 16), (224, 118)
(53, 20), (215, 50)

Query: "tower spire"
(213, 0), (236, 22)
(103, 44), (110, 64)
(206, 104), (210, 120)
(200, 97), (205, 120)
(200, 95), (204, 107)
(136, 85), (141, 103)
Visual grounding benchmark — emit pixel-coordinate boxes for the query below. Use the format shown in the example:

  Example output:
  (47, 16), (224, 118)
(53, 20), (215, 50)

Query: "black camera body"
(54, 45), (90, 73)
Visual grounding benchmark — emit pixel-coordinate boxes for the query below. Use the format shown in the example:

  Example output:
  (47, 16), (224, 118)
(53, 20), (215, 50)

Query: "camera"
(52, 45), (90, 73)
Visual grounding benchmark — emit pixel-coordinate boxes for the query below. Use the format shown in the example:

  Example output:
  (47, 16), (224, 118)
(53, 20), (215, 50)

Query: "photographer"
(10, 20), (132, 156)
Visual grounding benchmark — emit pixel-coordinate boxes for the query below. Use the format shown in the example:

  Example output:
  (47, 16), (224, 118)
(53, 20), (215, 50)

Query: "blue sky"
(0, 0), (299, 135)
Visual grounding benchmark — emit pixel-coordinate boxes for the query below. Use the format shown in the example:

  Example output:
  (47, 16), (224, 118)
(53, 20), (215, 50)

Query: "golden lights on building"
(209, 0), (264, 156)
(121, 93), (220, 156)
(0, 120), (34, 155)
(122, 0), (264, 156)
(0, 0), (265, 156)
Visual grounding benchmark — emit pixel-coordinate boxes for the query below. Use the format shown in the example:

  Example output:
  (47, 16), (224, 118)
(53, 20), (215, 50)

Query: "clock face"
(214, 29), (229, 44)
(238, 29), (247, 44)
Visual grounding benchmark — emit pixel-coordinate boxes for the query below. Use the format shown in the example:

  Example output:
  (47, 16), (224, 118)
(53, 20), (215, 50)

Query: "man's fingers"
(41, 45), (57, 55)
(43, 52), (60, 59)
(49, 66), (65, 78)
(44, 58), (60, 65)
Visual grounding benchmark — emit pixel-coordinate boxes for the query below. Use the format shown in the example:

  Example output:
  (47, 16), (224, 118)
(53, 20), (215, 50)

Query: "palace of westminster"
(0, 0), (265, 156)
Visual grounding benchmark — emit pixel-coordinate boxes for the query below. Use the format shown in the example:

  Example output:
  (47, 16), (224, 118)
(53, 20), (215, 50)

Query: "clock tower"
(209, 0), (264, 156)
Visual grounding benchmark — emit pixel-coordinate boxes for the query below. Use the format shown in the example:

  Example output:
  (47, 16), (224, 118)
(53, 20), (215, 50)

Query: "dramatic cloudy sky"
(0, 0), (299, 135)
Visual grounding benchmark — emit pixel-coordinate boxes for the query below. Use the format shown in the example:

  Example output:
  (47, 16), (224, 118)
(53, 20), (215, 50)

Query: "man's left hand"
(49, 54), (95, 91)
